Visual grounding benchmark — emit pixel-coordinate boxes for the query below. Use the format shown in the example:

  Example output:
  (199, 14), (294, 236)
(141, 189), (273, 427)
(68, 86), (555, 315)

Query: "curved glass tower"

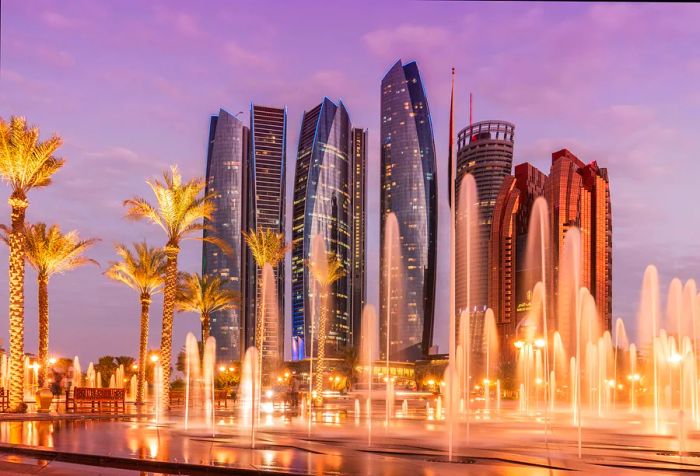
(203, 109), (248, 362)
(380, 60), (438, 361)
(292, 98), (353, 360)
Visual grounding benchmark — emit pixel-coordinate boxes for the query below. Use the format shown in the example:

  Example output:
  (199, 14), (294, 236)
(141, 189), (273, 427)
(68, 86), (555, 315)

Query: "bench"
(169, 389), (231, 408)
(66, 387), (126, 413)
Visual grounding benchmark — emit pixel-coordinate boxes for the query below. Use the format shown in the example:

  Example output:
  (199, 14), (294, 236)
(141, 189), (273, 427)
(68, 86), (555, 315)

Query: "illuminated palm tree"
(105, 242), (166, 405)
(0, 116), (64, 411)
(23, 223), (98, 387)
(123, 166), (226, 408)
(307, 253), (345, 395)
(242, 228), (288, 376)
(176, 272), (239, 342)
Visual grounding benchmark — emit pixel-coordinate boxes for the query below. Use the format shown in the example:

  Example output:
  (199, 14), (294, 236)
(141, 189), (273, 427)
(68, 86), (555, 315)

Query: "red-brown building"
(489, 149), (612, 361)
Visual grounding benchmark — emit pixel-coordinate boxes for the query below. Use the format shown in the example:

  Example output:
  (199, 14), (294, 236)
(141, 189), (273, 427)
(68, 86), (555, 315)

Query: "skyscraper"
(489, 150), (612, 364)
(203, 109), (249, 362)
(350, 128), (367, 351)
(548, 149), (612, 347)
(456, 120), (515, 314)
(242, 104), (287, 365)
(380, 60), (438, 361)
(488, 162), (547, 356)
(292, 98), (353, 360)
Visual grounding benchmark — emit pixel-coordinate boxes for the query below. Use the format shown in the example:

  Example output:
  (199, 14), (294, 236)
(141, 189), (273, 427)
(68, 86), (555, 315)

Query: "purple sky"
(1, 1), (700, 365)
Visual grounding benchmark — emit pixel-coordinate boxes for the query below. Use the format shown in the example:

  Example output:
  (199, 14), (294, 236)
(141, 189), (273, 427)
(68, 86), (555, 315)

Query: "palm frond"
(24, 223), (99, 278)
(175, 272), (239, 316)
(105, 241), (166, 295)
(0, 116), (65, 194)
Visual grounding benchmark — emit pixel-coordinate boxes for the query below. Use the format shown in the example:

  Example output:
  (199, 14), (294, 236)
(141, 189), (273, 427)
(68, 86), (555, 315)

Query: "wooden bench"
(169, 389), (231, 408)
(0, 388), (7, 412)
(66, 387), (126, 413)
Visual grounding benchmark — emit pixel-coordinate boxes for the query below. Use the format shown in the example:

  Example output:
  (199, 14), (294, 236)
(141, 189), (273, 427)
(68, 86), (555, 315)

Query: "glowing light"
(219, 366), (226, 372)
(150, 355), (159, 363)
(534, 338), (546, 349)
(427, 379), (435, 386)
(535, 378), (543, 385)
(265, 389), (274, 399)
(514, 340), (524, 349)
(668, 353), (682, 364)
(48, 357), (57, 365)
(483, 378), (490, 385)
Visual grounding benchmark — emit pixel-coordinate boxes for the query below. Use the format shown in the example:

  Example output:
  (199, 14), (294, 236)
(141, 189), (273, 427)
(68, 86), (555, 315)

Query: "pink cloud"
(224, 41), (274, 71)
(41, 10), (80, 29)
(363, 24), (451, 59)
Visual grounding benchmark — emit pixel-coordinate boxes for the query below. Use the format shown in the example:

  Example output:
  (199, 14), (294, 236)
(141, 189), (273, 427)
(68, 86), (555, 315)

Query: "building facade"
(488, 162), (547, 357)
(489, 150), (612, 362)
(547, 149), (612, 349)
(203, 109), (249, 362)
(292, 98), (354, 360)
(380, 60), (438, 361)
(456, 120), (515, 314)
(350, 128), (367, 351)
(242, 104), (287, 365)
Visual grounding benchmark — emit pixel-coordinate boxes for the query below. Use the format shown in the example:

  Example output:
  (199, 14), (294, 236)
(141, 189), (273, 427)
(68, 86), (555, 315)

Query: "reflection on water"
(0, 421), (55, 447)
(0, 409), (693, 475)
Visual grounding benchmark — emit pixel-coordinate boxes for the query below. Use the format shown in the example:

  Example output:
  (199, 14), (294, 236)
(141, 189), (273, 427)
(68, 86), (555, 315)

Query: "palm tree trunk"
(160, 244), (179, 410)
(201, 312), (210, 343)
(256, 276), (265, 384)
(136, 294), (151, 406)
(8, 194), (28, 412)
(38, 273), (49, 388)
(315, 290), (328, 395)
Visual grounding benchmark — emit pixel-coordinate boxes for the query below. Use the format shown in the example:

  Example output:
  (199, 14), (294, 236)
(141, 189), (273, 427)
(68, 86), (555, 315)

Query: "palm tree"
(23, 223), (98, 387)
(242, 228), (288, 375)
(307, 253), (345, 395)
(0, 116), (64, 411)
(124, 166), (226, 408)
(105, 242), (166, 405)
(176, 272), (239, 342)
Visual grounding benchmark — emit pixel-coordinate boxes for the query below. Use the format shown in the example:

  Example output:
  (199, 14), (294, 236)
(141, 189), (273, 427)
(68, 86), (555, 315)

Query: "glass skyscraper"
(292, 98), (354, 360)
(350, 128), (367, 351)
(242, 104), (287, 365)
(456, 120), (515, 313)
(203, 109), (249, 362)
(380, 60), (438, 361)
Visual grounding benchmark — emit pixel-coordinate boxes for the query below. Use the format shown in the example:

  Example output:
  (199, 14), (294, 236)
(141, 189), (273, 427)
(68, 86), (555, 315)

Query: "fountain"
(240, 346), (260, 448)
(182, 333), (216, 434)
(86, 363), (95, 388)
(381, 212), (402, 429)
(361, 304), (378, 445)
(72, 356), (82, 388)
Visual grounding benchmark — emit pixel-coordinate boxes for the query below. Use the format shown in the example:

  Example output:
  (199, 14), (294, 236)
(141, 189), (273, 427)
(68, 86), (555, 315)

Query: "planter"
(35, 387), (53, 413)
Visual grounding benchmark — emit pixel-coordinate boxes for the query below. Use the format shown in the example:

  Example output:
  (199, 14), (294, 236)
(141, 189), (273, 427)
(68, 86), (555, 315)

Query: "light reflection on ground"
(0, 400), (699, 474)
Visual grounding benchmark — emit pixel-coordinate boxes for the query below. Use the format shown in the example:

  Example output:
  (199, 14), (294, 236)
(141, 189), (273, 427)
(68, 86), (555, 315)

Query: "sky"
(1, 1), (700, 365)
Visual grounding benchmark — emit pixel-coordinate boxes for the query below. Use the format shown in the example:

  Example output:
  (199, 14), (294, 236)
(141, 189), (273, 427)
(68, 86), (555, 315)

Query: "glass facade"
(292, 98), (353, 359)
(548, 149), (612, 349)
(380, 60), (437, 361)
(243, 104), (287, 364)
(351, 128), (367, 351)
(456, 120), (515, 313)
(203, 109), (249, 362)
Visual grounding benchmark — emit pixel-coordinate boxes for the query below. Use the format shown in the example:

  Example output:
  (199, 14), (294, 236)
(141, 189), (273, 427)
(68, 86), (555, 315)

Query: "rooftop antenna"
(469, 92), (473, 127)
(448, 67), (455, 208)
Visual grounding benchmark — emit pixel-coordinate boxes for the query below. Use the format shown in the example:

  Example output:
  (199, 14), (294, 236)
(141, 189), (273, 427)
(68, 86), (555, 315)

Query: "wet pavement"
(0, 406), (697, 474)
